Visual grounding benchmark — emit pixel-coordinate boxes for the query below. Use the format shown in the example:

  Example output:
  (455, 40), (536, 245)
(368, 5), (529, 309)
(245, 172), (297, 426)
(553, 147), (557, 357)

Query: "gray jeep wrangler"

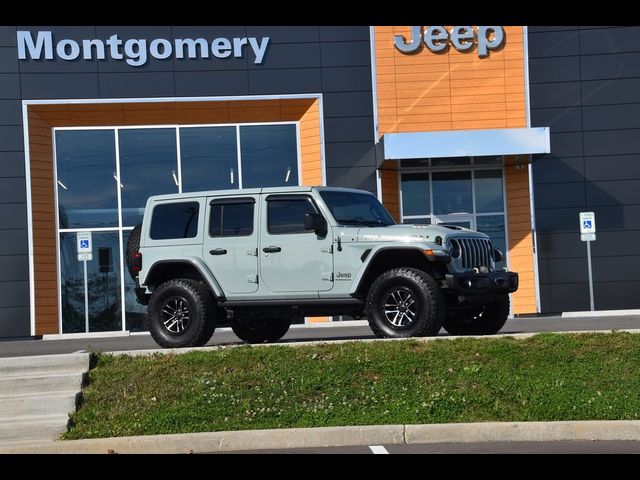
(126, 186), (518, 348)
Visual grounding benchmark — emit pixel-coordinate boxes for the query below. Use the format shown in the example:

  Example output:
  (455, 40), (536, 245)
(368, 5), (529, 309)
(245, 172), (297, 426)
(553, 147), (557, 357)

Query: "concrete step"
(0, 372), (85, 396)
(0, 414), (69, 443)
(0, 353), (91, 377)
(0, 392), (80, 419)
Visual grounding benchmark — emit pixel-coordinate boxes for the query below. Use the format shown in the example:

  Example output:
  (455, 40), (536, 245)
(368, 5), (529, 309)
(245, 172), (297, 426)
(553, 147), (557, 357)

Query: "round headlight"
(449, 239), (461, 259)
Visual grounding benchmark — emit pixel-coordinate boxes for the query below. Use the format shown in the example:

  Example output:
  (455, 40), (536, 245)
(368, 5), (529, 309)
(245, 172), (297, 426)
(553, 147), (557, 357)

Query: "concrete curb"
(2, 421), (640, 454)
(107, 329), (640, 357)
(562, 309), (640, 318)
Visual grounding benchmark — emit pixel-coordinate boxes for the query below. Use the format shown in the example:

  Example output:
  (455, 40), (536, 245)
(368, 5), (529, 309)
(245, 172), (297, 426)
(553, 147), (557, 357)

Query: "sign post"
(76, 232), (93, 333)
(579, 212), (596, 311)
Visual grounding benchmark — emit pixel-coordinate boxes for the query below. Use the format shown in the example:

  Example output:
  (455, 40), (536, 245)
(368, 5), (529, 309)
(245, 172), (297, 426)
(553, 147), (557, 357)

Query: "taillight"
(132, 252), (142, 272)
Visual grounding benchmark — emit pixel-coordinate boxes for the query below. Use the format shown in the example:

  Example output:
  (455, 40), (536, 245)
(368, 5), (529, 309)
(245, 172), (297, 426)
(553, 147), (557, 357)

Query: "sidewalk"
(2, 420), (640, 453)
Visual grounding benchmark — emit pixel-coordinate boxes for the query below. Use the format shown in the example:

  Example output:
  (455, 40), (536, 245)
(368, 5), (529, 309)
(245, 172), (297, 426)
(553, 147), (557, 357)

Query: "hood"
(355, 224), (489, 244)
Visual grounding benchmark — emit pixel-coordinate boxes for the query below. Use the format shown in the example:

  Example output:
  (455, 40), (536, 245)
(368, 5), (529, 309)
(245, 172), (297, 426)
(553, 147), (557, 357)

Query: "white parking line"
(369, 445), (389, 454)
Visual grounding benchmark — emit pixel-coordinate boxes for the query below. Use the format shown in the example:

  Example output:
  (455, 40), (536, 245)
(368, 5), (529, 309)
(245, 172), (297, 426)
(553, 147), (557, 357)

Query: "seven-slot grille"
(458, 238), (493, 270)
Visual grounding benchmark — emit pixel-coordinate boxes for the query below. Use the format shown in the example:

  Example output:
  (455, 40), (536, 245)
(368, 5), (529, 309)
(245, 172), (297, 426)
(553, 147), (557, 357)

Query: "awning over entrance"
(380, 127), (550, 164)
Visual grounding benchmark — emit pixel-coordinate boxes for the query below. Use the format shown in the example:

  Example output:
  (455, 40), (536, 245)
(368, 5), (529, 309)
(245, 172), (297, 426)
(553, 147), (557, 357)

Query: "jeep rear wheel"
(231, 317), (291, 344)
(365, 268), (444, 338)
(443, 294), (510, 336)
(147, 279), (216, 348)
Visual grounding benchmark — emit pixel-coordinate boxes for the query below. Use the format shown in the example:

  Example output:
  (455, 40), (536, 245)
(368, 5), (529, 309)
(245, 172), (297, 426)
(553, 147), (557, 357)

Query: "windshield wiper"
(337, 218), (386, 227)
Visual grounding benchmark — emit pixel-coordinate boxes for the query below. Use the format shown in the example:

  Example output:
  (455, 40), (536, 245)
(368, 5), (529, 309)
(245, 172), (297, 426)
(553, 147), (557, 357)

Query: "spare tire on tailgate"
(126, 223), (142, 279)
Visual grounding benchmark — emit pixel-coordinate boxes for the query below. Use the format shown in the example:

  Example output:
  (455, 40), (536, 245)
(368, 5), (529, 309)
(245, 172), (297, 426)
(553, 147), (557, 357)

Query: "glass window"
(319, 190), (395, 227)
(475, 169), (504, 213)
(432, 171), (472, 215)
(60, 231), (122, 333)
(474, 156), (503, 166)
(55, 130), (118, 229)
(401, 158), (430, 168)
(119, 128), (178, 227)
(87, 232), (122, 332)
(477, 215), (507, 270)
(180, 127), (238, 192)
(150, 202), (200, 240)
(431, 157), (471, 168)
(401, 173), (430, 216)
(60, 233), (86, 334)
(240, 124), (298, 188)
(267, 197), (317, 235)
(210, 202), (254, 237)
(402, 217), (431, 225)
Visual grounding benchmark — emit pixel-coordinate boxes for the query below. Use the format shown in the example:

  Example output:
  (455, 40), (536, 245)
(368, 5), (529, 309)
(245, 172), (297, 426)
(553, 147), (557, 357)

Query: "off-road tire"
(365, 268), (445, 338)
(147, 279), (216, 348)
(126, 223), (142, 279)
(442, 294), (510, 336)
(231, 317), (291, 344)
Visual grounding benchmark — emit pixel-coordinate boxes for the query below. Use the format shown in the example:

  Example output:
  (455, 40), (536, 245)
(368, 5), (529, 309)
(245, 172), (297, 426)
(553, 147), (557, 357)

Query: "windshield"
(319, 190), (396, 227)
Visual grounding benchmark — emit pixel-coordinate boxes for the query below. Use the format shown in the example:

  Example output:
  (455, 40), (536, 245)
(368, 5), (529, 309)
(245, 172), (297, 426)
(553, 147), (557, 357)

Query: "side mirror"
(493, 249), (503, 262)
(304, 213), (327, 237)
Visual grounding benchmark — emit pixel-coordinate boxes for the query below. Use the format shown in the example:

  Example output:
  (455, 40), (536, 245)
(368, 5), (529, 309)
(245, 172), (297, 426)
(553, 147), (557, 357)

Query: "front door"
(259, 194), (334, 293)
(203, 196), (259, 294)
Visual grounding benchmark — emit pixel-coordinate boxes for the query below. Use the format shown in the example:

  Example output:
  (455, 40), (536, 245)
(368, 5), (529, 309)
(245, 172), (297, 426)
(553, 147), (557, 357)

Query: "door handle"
(263, 246), (282, 253)
(209, 248), (227, 255)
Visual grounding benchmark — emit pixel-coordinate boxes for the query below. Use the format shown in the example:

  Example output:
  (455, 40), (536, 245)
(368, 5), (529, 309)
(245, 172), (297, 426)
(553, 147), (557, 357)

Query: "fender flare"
(143, 257), (225, 300)
(349, 244), (446, 295)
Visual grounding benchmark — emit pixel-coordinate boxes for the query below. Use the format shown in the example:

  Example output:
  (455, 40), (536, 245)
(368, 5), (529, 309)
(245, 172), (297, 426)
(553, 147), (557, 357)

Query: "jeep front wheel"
(147, 279), (216, 348)
(365, 268), (444, 338)
(231, 317), (291, 344)
(442, 294), (510, 336)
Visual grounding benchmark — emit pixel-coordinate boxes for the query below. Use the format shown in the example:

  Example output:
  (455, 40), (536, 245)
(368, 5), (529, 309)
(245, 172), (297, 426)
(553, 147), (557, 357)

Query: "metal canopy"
(381, 127), (550, 163)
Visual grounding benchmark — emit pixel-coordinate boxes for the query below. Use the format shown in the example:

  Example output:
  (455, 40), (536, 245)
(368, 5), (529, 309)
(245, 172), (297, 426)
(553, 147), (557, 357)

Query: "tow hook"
(494, 277), (506, 287)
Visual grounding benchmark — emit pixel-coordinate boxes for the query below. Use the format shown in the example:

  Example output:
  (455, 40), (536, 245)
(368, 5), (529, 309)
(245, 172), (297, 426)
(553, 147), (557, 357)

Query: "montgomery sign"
(16, 31), (271, 66)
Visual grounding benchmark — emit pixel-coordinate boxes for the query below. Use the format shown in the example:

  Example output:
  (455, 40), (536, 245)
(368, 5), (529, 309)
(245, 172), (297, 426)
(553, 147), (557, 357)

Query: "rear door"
(259, 194), (334, 293)
(202, 196), (259, 294)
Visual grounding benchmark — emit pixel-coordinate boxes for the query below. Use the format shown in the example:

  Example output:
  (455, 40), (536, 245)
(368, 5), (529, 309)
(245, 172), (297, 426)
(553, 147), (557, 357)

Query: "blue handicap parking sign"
(583, 220), (592, 229)
(80, 240), (89, 249)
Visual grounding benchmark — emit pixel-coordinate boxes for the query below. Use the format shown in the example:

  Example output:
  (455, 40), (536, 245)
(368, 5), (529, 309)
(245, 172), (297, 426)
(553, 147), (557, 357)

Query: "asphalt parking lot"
(0, 314), (638, 357)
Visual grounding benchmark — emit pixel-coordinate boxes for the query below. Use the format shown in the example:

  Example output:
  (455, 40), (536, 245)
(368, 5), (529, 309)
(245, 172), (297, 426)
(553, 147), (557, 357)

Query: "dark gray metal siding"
(529, 26), (640, 313)
(0, 25), (376, 337)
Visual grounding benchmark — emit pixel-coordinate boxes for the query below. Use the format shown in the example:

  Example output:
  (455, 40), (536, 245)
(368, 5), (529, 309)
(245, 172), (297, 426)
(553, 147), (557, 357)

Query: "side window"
(267, 197), (318, 235)
(150, 202), (200, 240)
(209, 201), (254, 237)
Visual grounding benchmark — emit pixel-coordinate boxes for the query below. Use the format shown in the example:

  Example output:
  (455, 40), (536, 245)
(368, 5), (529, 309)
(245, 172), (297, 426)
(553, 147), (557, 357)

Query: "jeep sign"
(394, 26), (505, 57)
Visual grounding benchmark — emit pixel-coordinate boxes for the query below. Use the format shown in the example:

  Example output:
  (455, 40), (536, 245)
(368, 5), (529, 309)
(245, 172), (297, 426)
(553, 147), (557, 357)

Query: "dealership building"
(0, 25), (637, 338)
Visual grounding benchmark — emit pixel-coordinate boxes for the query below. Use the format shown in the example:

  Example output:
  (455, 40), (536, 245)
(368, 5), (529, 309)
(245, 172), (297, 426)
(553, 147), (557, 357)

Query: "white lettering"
(124, 39), (147, 66)
(175, 38), (209, 59)
(233, 37), (248, 58)
(56, 39), (80, 60)
(248, 37), (269, 64)
(16, 31), (272, 67)
(150, 39), (172, 59)
(17, 31), (53, 60)
(211, 38), (232, 58)
(82, 39), (106, 60)
(106, 34), (123, 60)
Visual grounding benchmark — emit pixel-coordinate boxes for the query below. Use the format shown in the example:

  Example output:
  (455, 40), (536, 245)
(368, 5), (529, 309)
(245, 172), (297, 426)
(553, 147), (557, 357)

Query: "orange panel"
(374, 26), (526, 137)
(504, 159), (537, 314)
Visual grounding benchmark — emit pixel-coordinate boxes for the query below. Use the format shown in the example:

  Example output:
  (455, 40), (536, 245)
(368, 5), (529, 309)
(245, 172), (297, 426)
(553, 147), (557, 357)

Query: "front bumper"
(445, 271), (519, 295)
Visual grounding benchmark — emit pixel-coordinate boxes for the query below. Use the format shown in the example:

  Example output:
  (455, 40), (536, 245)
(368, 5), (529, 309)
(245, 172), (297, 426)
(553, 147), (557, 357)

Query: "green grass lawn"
(64, 332), (640, 439)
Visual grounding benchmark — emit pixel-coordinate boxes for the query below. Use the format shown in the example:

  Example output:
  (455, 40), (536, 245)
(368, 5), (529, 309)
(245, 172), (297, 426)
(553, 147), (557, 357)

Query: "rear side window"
(210, 201), (254, 237)
(267, 197), (318, 234)
(150, 202), (200, 240)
